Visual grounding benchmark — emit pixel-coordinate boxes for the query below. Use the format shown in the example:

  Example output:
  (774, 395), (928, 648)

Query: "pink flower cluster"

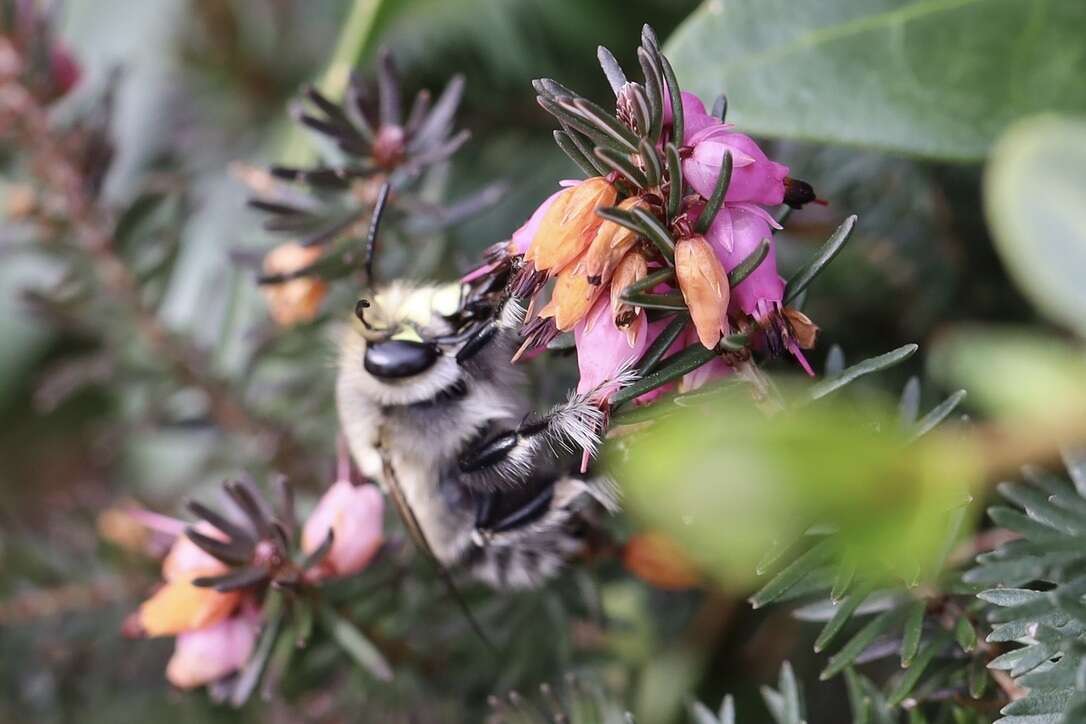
(505, 90), (816, 403)
(132, 480), (383, 690)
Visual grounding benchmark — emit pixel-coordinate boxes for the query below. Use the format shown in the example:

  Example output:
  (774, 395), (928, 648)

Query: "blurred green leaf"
(984, 115), (1086, 336)
(608, 386), (981, 588)
(665, 0), (1086, 160)
(929, 327), (1086, 426)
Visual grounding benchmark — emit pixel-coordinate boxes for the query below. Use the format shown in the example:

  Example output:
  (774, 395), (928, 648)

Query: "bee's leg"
(457, 392), (604, 491)
(454, 297), (525, 366)
(467, 474), (618, 589)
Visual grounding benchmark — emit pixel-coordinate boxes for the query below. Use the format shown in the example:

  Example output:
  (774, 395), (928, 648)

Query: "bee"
(336, 227), (618, 590)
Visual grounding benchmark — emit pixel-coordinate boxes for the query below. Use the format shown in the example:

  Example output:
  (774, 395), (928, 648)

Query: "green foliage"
(610, 353), (979, 589)
(665, 0), (1086, 160)
(968, 452), (1086, 724)
(984, 115), (1086, 338)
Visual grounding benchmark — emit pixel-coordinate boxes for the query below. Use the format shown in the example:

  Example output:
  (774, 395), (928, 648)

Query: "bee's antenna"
(364, 182), (391, 284)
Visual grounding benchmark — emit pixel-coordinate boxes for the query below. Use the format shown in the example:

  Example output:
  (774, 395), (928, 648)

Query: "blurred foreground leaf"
(929, 327), (1086, 427)
(608, 384), (981, 587)
(666, 0), (1086, 160)
(984, 115), (1086, 337)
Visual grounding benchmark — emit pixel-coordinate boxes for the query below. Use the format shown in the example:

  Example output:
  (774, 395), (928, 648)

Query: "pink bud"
(683, 125), (789, 206)
(165, 611), (260, 689)
(302, 481), (384, 578)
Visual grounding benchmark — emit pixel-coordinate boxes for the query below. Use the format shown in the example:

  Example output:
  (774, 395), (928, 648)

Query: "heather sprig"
(472, 25), (847, 412)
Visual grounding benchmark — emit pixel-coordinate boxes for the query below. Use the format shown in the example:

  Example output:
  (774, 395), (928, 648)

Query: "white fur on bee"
(337, 283), (528, 566)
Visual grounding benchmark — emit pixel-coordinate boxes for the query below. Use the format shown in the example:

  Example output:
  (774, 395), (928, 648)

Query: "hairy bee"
(335, 277), (619, 590)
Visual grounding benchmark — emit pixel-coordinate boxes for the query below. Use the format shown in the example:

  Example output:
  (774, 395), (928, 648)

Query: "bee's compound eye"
(364, 339), (439, 379)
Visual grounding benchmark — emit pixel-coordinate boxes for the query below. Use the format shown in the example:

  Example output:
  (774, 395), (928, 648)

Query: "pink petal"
(166, 612), (260, 689)
(682, 128), (789, 206)
(510, 187), (564, 255)
(303, 481), (385, 578)
(574, 296), (649, 399)
(706, 206), (785, 316)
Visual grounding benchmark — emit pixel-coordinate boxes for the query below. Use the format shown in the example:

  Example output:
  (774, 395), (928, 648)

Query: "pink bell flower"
(573, 294), (649, 400)
(706, 205), (816, 375)
(302, 481), (384, 579)
(165, 609), (261, 689)
(705, 203), (784, 318)
(683, 125), (789, 207)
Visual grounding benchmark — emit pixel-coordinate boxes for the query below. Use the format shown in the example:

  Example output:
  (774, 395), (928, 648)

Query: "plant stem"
(280, 0), (385, 165)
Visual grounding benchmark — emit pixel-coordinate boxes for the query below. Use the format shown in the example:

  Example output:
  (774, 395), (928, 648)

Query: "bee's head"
(340, 281), (480, 406)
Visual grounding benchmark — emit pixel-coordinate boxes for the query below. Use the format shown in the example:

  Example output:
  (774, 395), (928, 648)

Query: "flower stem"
(280, 0), (386, 165)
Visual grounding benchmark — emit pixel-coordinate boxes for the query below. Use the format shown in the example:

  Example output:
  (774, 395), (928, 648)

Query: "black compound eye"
(364, 339), (439, 379)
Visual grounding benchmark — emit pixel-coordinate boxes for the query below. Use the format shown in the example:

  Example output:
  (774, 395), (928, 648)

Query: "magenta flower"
(705, 203), (783, 317)
(683, 125), (789, 206)
(166, 609), (260, 689)
(573, 295), (649, 399)
(302, 480), (384, 578)
(706, 204), (816, 375)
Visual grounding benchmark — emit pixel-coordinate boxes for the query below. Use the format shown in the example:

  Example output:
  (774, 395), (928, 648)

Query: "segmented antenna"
(364, 182), (391, 283)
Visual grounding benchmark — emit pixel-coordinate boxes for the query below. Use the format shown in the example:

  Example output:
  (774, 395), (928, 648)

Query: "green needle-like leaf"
(784, 215), (857, 304)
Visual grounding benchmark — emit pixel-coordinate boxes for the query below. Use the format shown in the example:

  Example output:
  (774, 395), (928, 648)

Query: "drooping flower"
(138, 525), (241, 638)
(524, 177), (617, 274)
(538, 267), (606, 331)
(165, 609), (260, 689)
(674, 235), (730, 349)
(610, 251), (649, 345)
(573, 294), (649, 399)
(683, 125), (789, 207)
(705, 203), (783, 317)
(261, 242), (329, 326)
(302, 480), (385, 578)
(579, 196), (645, 284)
(706, 204), (818, 372)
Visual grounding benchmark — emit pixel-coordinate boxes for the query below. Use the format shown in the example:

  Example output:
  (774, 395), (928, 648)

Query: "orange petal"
(624, 531), (702, 590)
(580, 196), (645, 284)
(526, 178), (617, 274)
(610, 251), (649, 342)
(138, 572), (241, 637)
(539, 266), (605, 331)
(675, 236), (730, 349)
(261, 242), (328, 326)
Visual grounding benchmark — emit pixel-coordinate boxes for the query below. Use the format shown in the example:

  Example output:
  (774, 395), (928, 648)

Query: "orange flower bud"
(537, 261), (606, 331)
(782, 307), (819, 349)
(675, 236), (730, 349)
(138, 572), (241, 637)
(261, 242), (328, 326)
(610, 251), (649, 345)
(624, 531), (702, 590)
(580, 196), (645, 285)
(525, 178), (617, 274)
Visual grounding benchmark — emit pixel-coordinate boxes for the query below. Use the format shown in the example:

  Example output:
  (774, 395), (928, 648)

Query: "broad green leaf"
(665, 0), (1086, 160)
(984, 115), (1086, 337)
(929, 327), (1086, 430)
(609, 385), (982, 587)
